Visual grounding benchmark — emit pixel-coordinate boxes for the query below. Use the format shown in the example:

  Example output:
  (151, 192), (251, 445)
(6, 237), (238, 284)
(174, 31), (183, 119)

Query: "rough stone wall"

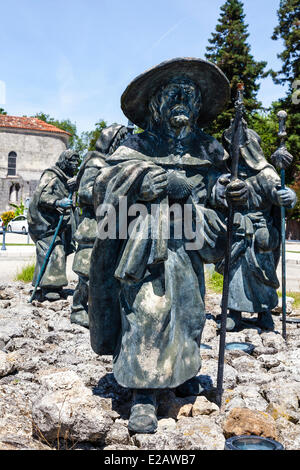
(0, 129), (68, 213)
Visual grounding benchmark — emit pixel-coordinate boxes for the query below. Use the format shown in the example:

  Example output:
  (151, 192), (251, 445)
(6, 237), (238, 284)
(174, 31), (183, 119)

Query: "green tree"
(205, 0), (269, 139)
(0, 108), (7, 115)
(86, 120), (107, 151)
(271, 0), (300, 189)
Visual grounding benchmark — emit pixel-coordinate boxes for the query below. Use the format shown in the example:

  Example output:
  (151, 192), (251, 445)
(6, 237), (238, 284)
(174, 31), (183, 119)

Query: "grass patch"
(15, 262), (35, 283)
(206, 269), (224, 294)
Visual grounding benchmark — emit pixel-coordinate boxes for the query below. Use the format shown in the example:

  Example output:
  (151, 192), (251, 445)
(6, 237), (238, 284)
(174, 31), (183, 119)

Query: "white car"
(7, 215), (29, 234)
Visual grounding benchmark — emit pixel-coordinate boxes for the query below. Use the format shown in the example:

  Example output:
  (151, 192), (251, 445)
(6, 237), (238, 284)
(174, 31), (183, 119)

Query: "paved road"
(0, 232), (76, 284)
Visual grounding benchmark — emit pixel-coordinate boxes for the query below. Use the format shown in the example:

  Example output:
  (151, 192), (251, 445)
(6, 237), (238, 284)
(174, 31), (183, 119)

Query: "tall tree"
(205, 0), (269, 138)
(271, 0), (300, 191)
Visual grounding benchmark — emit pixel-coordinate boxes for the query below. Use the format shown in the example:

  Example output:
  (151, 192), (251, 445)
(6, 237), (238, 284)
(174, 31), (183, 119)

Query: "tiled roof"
(0, 115), (71, 136)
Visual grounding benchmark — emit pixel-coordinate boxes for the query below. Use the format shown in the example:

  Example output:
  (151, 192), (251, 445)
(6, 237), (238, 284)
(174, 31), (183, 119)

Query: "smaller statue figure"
(215, 120), (297, 331)
(71, 124), (131, 327)
(28, 150), (79, 301)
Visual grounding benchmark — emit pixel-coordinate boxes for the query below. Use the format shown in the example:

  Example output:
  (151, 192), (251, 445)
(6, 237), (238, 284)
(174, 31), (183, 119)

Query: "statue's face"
(65, 153), (80, 176)
(157, 79), (201, 129)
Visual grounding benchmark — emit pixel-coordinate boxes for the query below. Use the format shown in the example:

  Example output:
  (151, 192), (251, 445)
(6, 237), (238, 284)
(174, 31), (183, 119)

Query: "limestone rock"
(0, 351), (16, 377)
(32, 370), (113, 444)
(223, 407), (278, 440)
(276, 417), (300, 451)
(0, 386), (33, 439)
(0, 436), (52, 450)
(176, 416), (225, 450)
(191, 396), (219, 417)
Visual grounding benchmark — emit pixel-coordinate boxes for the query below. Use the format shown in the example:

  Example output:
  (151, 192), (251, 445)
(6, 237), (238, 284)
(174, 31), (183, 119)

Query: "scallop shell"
(167, 170), (194, 200)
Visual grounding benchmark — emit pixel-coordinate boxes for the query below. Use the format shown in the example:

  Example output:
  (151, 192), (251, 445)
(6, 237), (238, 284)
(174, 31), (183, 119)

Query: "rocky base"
(0, 282), (300, 450)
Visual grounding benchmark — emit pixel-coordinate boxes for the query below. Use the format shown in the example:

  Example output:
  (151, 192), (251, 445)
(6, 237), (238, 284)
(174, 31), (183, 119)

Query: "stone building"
(0, 115), (70, 213)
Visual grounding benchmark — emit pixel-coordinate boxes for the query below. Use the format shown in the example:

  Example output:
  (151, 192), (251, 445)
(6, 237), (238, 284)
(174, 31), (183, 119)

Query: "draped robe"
(89, 130), (227, 389)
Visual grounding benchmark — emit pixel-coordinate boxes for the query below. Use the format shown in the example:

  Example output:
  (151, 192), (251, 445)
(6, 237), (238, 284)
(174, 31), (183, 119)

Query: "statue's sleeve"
(247, 167), (281, 209)
(39, 173), (61, 209)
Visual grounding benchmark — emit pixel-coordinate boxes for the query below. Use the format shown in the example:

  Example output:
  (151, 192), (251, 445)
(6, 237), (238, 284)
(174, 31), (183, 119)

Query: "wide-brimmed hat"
(121, 57), (230, 129)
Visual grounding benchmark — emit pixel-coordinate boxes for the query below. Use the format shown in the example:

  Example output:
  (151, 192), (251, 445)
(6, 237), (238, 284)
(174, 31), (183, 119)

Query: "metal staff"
(28, 191), (73, 303)
(271, 111), (293, 340)
(216, 83), (245, 408)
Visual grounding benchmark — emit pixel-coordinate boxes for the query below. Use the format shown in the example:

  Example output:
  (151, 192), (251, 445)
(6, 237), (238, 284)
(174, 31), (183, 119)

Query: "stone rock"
(105, 422), (132, 446)
(276, 417), (300, 451)
(201, 360), (238, 389)
(0, 436), (52, 450)
(191, 396), (219, 417)
(263, 382), (300, 424)
(157, 418), (177, 431)
(272, 297), (294, 315)
(223, 407), (278, 440)
(0, 386), (33, 439)
(32, 370), (113, 444)
(176, 416), (225, 450)
(260, 332), (287, 351)
(0, 350), (17, 377)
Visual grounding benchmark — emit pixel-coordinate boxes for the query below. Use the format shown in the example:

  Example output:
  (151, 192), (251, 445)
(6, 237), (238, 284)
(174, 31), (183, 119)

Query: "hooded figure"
(89, 58), (248, 434)
(71, 124), (131, 327)
(214, 121), (297, 331)
(28, 150), (79, 301)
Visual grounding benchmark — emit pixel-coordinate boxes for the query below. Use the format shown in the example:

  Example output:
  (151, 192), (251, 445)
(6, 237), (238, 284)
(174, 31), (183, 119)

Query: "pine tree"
(205, 0), (269, 138)
(271, 0), (300, 193)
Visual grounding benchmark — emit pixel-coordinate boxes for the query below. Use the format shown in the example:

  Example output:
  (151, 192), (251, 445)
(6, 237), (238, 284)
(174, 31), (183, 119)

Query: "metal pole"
(271, 110), (293, 341)
(216, 83), (245, 408)
(28, 191), (73, 303)
(281, 168), (287, 340)
(1, 225), (6, 251)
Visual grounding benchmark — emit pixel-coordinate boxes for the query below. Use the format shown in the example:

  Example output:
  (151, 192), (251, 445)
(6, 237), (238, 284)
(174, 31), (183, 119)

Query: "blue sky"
(0, 0), (288, 134)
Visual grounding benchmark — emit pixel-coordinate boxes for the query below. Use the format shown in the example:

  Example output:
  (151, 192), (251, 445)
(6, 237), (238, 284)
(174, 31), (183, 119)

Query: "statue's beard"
(168, 105), (193, 129)
(170, 114), (190, 128)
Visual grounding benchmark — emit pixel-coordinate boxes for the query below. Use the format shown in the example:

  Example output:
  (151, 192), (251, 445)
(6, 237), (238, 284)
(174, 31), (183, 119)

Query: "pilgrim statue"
(215, 120), (297, 331)
(28, 150), (79, 301)
(71, 124), (131, 327)
(89, 58), (248, 433)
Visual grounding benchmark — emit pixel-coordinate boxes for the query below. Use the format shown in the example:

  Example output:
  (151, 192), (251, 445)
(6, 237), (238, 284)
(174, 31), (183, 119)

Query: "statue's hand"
(214, 173), (231, 207)
(226, 178), (248, 206)
(139, 168), (168, 201)
(276, 188), (297, 209)
(67, 177), (78, 192)
(55, 198), (73, 209)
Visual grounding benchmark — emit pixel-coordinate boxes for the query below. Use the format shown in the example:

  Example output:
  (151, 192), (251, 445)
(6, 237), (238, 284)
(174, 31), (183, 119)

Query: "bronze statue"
(89, 58), (248, 433)
(71, 124), (131, 327)
(215, 120), (297, 331)
(28, 150), (79, 301)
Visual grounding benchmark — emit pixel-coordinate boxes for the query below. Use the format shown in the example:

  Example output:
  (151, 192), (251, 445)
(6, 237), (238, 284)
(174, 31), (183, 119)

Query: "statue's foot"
(256, 311), (274, 331)
(175, 377), (204, 398)
(226, 310), (242, 331)
(70, 310), (89, 328)
(128, 390), (157, 434)
(41, 289), (62, 302)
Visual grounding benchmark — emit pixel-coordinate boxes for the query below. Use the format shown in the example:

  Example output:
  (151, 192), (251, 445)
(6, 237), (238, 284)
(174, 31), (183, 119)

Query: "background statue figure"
(28, 150), (79, 301)
(215, 121), (297, 331)
(89, 58), (247, 434)
(71, 124), (131, 327)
